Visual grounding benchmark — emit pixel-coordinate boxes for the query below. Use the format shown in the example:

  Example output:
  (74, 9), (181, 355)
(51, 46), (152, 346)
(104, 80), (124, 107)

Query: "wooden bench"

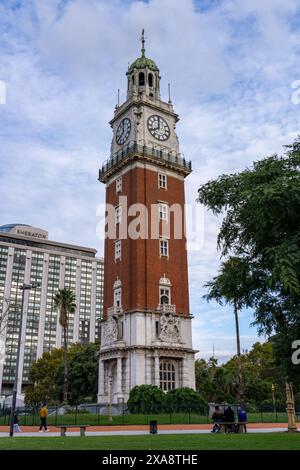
(217, 422), (248, 433)
(56, 425), (90, 437)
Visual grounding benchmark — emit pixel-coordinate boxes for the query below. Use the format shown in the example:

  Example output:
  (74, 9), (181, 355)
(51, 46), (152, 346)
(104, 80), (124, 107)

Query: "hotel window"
(115, 240), (121, 261)
(115, 205), (122, 225)
(116, 176), (122, 193)
(160, 361), (176, 391)
(160, 238), (169, 257)
(158, 173), (167, 189)
(158, 203), (168, 221)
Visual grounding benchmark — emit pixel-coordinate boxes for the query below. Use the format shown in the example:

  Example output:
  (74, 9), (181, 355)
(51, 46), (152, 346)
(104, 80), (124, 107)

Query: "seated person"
(223, 406), (235, 433)
(236, 406), (247, 432)
(211, 405), (224, 433)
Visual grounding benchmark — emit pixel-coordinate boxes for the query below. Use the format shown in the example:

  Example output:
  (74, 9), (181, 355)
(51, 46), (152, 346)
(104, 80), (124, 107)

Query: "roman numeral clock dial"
(147, 115), (170, 141)
(116, 118), (131, 145)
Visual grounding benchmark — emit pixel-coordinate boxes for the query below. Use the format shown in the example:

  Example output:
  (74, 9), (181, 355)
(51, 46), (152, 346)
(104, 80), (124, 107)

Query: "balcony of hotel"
(98, 141), (192, 183)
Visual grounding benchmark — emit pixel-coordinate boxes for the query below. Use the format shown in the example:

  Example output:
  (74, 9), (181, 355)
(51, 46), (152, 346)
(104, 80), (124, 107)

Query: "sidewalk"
(0, 422), (294, 437)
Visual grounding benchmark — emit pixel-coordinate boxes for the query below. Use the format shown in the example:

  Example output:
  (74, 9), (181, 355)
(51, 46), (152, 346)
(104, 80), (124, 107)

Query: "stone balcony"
(98, 141), (192, 183)
(157, 304), (176, 314)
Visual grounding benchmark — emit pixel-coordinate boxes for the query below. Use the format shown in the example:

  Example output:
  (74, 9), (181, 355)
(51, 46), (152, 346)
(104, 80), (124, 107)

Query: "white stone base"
(98, 310), (196, 404)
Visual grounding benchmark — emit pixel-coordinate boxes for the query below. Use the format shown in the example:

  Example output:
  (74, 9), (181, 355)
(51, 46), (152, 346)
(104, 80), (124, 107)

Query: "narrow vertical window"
(116, 176), (122, 193)
(158, 173), (167, 189)
(160, 238), (169, 257)
(158, 203), (168, 221)
(115, 205), (122, 225)
(115, 240), (121, 261)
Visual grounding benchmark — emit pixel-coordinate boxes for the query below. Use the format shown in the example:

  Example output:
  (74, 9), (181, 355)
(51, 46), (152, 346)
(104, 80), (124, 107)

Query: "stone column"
(117, 356), (122, 397)
(154, 353), (160, 387)
(97, 358), (105, 403)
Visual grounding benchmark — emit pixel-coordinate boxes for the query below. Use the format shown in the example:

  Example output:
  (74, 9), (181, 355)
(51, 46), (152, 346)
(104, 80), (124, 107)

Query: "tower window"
(158, 203), (168, 221)
(158, 173), (167, 189)
(148, 73), (153, 87)
(115, 240), (121, 261)
(139, 72), (145, 86)
(114, 288), (122, 308)
(160, 287), (170, 305)
(159, 361), (176, 391)
(116, 176), (122, 193)
(160, 238), (169, 257)
(115, 205), (122, 225)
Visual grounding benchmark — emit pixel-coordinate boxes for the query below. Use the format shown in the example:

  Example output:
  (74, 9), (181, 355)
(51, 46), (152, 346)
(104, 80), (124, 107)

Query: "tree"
(24, 343), (97, 406)
(198, 138), (300, 384)
(24, 348), (64, 406)
(53, 288), (76, 403)
(55, 343), (99, 405)
(203, 257), (253, 404)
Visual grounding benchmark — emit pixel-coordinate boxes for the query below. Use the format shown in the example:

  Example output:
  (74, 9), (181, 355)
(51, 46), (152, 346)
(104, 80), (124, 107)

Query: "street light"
(9, 282), (41, 437)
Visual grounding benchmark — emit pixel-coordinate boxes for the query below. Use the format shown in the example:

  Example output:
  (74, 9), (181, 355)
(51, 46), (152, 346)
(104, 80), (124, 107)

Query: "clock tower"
(98, 32), (196, 405)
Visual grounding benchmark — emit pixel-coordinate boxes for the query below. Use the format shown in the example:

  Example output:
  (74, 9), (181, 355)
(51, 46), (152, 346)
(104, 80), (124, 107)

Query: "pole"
(9, 287), (25, 437)
(271, 384), (276, 414)
(286, 381), (297, 432)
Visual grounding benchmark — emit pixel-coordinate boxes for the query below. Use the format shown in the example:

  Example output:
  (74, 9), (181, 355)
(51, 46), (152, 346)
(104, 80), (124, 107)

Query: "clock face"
(116, 118), (131, 145)
(147, 115), (170, 141)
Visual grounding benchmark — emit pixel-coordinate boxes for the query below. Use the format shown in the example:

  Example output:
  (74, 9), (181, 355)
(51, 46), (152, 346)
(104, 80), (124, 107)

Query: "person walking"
(39, 404), (49, 432)
(13, 414), (21, 433)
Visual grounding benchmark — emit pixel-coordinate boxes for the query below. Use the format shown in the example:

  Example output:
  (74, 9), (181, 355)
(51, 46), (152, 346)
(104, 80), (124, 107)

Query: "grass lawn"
(0, 433), (299, 450)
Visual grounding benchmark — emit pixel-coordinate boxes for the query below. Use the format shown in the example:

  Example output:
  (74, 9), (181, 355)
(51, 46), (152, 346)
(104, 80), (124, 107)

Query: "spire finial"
(141, 29), (145, 57)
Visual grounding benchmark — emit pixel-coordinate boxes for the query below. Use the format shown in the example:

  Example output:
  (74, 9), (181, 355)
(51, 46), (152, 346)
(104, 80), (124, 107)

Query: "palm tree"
(203, 257), (252, 405)
(54, 288), (76, 404)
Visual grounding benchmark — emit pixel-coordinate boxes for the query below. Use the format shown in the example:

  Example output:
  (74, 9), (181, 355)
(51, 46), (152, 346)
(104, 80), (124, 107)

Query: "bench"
(56, 425), (90, 437)
(217, 422), (248, 433)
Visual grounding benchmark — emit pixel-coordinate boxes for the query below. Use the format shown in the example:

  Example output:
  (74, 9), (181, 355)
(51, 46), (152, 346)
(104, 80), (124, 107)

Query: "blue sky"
(1, 0), (300, 362)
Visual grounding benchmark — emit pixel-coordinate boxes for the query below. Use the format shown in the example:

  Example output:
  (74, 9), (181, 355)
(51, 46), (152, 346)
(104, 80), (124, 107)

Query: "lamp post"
(271, 383), (276, 414)
(286, 381), (297, 433)
(9, 282), (41, 437)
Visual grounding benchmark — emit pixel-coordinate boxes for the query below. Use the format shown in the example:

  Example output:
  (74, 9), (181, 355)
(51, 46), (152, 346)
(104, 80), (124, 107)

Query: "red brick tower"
(98, 32), (195, 404)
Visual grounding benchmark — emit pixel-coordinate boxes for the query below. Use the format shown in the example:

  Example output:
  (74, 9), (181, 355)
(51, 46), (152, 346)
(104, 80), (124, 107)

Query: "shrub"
(127, 385), (167, 414)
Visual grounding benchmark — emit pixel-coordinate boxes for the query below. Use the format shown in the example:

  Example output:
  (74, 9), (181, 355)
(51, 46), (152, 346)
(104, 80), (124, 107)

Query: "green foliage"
(24, 343), (98, 406)
(55, 343), (99, 405)
(197, 138), (300, 386)
(127, 385), (207, 414)
(195, 342), (286, 405)
(167, 387), (207, 413)
(127, 385), (167, 414)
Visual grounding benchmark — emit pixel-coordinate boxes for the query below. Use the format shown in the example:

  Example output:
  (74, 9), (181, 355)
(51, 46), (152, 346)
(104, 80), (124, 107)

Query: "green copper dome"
(128, 30), (159, 73)
(128, 56), (158, 73)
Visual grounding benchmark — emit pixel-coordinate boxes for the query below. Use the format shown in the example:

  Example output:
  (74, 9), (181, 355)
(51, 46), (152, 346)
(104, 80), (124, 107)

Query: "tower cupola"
(126, 30), (161, 100)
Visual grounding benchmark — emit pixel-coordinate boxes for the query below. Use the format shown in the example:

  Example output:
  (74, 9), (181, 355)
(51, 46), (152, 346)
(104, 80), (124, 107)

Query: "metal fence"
(0, 402), (299, 427)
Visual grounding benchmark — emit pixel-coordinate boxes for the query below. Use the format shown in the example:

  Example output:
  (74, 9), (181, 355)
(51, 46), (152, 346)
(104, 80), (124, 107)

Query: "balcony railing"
(99, 141), (191, 181)
(157, 304), (176, 314)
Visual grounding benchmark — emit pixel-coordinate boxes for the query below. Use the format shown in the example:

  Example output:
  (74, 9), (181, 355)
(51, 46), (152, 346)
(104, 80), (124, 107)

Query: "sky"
(1, 0), (300, 363)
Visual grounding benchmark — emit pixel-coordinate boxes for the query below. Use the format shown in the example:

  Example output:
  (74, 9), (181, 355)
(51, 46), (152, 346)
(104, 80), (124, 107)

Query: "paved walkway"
(0, 422), (295, 437)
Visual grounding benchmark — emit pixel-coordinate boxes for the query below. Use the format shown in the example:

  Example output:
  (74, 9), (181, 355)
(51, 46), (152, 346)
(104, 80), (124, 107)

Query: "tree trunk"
(234, 300), (245, 405)
(63, 325), (68, 404)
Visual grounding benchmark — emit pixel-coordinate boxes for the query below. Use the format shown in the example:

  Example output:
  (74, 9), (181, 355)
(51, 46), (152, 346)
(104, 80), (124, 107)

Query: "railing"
(99, 141), (192, 180)
(157, 304), (176, 314)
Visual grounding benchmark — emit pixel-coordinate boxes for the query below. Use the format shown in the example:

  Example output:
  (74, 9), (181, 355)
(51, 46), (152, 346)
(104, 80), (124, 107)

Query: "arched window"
(148, 73), (153, 87)
(159, 361), (176, 391)
(139, 72), (145, 86)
